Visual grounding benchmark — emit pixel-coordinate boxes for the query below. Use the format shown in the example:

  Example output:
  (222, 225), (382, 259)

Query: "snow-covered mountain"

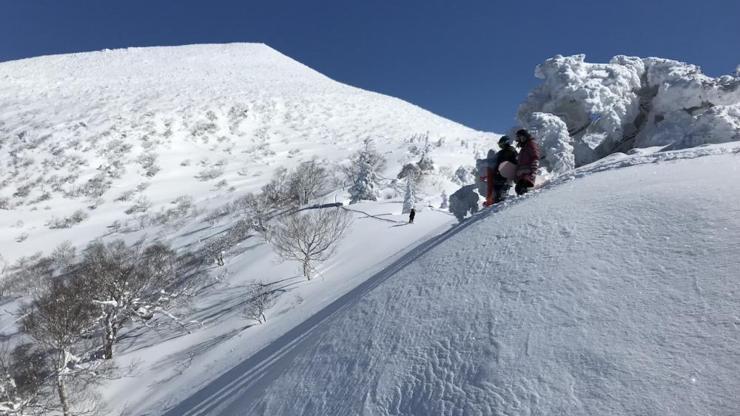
(0, 43), (495, 263)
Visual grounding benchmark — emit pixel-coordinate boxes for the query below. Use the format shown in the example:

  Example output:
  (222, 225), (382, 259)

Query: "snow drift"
(518, 54), (740, 172)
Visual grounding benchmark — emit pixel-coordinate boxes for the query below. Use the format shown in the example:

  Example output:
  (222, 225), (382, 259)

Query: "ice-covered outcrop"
(518, 54), (740, 171)
(520, 112), (574, 176)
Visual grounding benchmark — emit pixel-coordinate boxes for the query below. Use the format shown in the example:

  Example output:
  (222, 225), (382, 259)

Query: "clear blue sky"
(2, 0), (738, 132)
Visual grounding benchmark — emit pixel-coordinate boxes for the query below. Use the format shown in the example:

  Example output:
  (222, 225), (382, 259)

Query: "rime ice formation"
(518, 54), (740, 173)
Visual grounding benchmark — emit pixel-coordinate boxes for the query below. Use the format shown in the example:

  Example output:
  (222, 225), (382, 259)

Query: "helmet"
(515, 129), (531, 141)
(498, 135), (513, 146)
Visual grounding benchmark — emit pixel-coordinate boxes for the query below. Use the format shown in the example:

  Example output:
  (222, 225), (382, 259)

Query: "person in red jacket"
(514, 129), (541, 195)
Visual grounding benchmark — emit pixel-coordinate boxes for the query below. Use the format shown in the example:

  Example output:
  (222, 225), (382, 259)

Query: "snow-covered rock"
(518, 54), (740, 170)
(520, 111), (574, 175)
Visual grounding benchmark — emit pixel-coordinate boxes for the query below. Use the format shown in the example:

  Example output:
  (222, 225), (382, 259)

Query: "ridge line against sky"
(2, 0), (739, 132)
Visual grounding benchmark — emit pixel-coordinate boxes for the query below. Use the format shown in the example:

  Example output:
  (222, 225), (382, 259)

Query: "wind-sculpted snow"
(166, 144), (740, 416)
(518, 54), (740, 170)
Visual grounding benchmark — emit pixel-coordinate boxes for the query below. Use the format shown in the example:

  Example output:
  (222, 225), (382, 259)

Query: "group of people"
(482, 128), (541, 206)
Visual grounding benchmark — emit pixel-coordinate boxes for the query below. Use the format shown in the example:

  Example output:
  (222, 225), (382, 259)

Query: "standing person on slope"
(493, 135), (518, 203)
(514, 129), (541, 196)
(483, 136), (518, 206)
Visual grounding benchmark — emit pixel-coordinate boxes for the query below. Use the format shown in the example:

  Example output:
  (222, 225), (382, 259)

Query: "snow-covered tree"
(440, 191), (448, 209)
(522, 112), (575, 175)
(77, 239), (178, 360)
(346, 139), (385, 204)
(267, 208), (352, 280)
(402, 178), (416, 214)
(454, 166), (473, 184)
(396, 163), (421, 182)
(22, 277), (96, 416)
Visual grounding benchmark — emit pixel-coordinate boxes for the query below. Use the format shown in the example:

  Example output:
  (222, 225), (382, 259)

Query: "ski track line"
(162, 206), (498, 416)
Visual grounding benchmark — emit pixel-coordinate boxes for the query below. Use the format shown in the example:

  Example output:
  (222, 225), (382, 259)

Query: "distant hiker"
(409, 208), (416, 224)
(514, 129), (541, 195)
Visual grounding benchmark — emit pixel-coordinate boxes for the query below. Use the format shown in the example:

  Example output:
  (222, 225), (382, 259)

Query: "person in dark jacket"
(492, 135), (518, 203)
(482, 136), (519, 206)
(514, 129), (541, 195)
(409, 208), (416, 223)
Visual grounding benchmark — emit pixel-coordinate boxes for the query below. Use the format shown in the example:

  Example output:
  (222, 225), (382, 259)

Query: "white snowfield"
(0, 43), (494, 264)
(163, 143), (740, 416)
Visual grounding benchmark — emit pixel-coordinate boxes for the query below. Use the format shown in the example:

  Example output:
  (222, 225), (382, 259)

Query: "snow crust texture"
(214, 148), (740, 416)
(518, 54), (740, 170)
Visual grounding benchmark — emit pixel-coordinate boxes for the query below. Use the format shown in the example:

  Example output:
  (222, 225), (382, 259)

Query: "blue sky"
(2, 0), (738, 132)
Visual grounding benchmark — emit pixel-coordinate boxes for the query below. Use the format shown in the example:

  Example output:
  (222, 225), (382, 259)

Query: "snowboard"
(498, 161), (517, 180)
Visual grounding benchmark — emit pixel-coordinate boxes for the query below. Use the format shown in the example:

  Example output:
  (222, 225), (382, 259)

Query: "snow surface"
(518, 54), (740, 170)
(163, 143), (740, 416)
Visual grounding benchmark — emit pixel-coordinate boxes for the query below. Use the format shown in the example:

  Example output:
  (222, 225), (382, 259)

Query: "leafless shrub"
(191, 121), (217, 141)
(124, 196), (151, 215)
(29, 191), (52, 205)
(261, 167), (292, 208)
(288, 159), (329, 205)
(136, 152), (160, 177)
(243, 282), (275, 324)
(195, 166), (224, 181)
(115, 190), (135, 202)
(214, 179), (228, 190)
(201, 220), (252, 266)
(147, 196), (195, 227)
(46, 210), (88, 229)
(135, 182), (150, 193)
(266, 208), (352, 280)
(231, 193), (270, 231)
(75, 173), (112, 200)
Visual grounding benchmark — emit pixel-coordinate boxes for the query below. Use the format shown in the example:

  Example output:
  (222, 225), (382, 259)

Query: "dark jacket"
(493, 146), (518, 183)
(516, 138), (541, 185)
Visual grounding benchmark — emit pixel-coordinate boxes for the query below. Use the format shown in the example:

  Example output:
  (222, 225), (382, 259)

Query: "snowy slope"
(169, 143), (740, 416)
(0, 43), (495, 264)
